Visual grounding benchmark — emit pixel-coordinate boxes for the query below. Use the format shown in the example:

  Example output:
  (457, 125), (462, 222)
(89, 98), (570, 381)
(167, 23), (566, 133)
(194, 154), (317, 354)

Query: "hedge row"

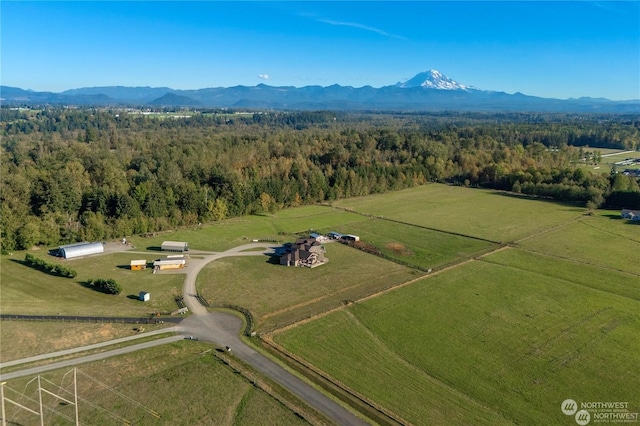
(24, 253), (77, 278)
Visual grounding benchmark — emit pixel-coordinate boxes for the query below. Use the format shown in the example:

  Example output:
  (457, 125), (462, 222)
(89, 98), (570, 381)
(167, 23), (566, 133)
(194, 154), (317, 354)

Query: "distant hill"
(148, 93), (201, 107)
(2, 71), (639, 113)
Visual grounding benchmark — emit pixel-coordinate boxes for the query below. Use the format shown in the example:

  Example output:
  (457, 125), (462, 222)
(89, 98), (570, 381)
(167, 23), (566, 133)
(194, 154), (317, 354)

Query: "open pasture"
(276, 248), (640, 425)
(136, 205), (367, 252)
(197, 242), (419, 330)
(1, 252), (183, 316)
(330, 218), (498, 270)
(519, 211), (640, 275)
(1, 342), (308, 426)
(332, 183), (585, 242)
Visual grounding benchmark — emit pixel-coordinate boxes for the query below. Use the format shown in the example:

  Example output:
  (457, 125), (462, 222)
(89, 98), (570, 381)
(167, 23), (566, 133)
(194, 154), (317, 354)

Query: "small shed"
(130, 259), (147, 270)
(139, 291), (150, 302)
(342, 234), (360, 242)
(58, 242), (104, 259)
(161, 241), (189, 252)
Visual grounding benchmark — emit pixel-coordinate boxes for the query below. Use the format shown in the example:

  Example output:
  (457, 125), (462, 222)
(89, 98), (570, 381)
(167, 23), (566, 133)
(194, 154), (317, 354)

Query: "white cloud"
(258, 74), (270, 80)
(318, 19), (407, 40)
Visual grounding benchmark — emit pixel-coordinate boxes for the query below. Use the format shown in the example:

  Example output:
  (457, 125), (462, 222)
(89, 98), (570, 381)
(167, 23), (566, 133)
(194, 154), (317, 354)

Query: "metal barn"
(58, 242), (104, 259)
(161, 241), (189, 252)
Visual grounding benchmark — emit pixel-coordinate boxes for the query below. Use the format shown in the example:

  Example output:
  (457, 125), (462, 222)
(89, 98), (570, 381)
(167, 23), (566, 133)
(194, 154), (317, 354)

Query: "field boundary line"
(212, 351), (330, 426)
(261, 334), (410, 426)
(577, 219), (640, 244)
(509, 246), (640, 278)
(513, 213), (586, 244)
(329, 205), (503, 244)
(478, 251), (640, 299)
(342, 310), (512, 423)
(261, 270), (413, 322)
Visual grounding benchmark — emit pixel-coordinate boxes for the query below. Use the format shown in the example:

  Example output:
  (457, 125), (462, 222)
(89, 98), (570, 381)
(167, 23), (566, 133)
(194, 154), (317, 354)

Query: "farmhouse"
(58, 242), (104, 259)
(621, 209), (640, 220)
(280, 237), (328, 268)
(130, 259), (147, 270)
(161, 241), (189, 252)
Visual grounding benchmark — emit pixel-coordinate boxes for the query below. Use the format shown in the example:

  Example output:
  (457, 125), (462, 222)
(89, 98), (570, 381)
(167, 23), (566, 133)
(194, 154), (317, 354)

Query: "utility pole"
(1, 381), (6, 426)
(74, 368), (79, 426)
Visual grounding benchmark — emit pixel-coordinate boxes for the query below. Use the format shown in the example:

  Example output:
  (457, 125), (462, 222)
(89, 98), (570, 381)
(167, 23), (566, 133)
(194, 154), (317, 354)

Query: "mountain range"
(2, 70), (638, 113)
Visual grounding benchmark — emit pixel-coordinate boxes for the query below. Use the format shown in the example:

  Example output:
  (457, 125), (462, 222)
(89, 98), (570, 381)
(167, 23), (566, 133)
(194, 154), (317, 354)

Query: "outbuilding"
(139, 291), (150, 302)
(153, 258), (187, 271)
(161, 241), (189, 252)
(130, 259), (147, 270)
(341, 234), (360, 242)
(58, 242), (104, 259)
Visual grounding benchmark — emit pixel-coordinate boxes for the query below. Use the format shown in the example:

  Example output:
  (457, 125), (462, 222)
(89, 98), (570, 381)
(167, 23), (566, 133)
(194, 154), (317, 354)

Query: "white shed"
(59, 242), (104, 259)
(161, 241), (189, 252)
(139, 291), (150, 302)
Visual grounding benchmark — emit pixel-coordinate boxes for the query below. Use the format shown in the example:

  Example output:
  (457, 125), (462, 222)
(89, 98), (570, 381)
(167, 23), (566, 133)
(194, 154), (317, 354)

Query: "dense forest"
(2, 107), (639, 251)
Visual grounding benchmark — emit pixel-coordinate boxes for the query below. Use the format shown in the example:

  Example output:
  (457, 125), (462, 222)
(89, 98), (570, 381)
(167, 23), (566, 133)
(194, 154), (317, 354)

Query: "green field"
(332, 184), (585, 242)
(275, 249), (640, 425)
(1, 252), (184, 316)
(330, 218), (498, 270)
(577, 149), (640, 172)
(519, 211), (640, 275)
(197, 242), (419, 330)
(135, 205), (367, 252)
(2, 342), (308, 426)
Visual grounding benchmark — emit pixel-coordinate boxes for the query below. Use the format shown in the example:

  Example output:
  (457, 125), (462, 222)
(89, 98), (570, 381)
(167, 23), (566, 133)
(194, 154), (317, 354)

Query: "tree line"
(2, 108), (639, 251)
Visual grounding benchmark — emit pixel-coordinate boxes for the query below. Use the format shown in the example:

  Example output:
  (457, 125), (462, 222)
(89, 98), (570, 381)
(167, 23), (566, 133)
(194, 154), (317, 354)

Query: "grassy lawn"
(332, 183), (585, 242)
(1, 252), (184, 316)
(1, 342), (308, 426)
(519, 211), (640, 275)
(276, 249), (640, 425)
(197, 242), (419, 330)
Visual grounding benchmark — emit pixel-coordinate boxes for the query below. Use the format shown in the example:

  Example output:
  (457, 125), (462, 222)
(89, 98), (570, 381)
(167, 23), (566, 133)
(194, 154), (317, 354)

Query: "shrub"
(88, 278), (122, 295)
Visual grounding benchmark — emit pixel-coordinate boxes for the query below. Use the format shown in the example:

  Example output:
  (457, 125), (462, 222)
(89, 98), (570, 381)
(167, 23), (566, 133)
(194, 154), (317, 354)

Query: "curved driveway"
(1, 244), (368, 425)
(177, 244), (368, 426)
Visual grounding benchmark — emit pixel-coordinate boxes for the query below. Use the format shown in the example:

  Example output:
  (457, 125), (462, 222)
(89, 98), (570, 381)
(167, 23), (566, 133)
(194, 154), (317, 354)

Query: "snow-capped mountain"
(396, 70), (475, 90)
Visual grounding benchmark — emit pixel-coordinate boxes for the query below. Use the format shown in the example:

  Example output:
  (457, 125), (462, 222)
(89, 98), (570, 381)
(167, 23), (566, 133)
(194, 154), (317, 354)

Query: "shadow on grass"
(127, 294), (142, 301)
(603, 214), (624, 220)
(146, 246), (162, 251)
(489, 190), (584, 210)
(78, 280), (119, 295)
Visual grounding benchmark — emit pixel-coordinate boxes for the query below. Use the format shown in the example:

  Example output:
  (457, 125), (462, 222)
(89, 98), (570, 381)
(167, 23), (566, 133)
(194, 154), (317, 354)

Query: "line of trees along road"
(2, 108), (639, 251)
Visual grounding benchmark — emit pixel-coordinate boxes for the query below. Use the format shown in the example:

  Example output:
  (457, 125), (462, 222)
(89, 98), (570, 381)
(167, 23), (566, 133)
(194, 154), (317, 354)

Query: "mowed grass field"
(275, 248), (640, 425)
(197, 242), (419, 330)
(2, 342), (308, 426)
(1, 252), (184, 316)
(519, 210), (640, 275)
(329, 218), (498, 270)
(332, 183), (585, 242)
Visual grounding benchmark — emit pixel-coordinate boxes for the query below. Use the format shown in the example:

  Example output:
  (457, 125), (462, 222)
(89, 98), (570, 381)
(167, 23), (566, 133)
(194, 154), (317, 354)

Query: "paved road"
(0, 336), (183, 381)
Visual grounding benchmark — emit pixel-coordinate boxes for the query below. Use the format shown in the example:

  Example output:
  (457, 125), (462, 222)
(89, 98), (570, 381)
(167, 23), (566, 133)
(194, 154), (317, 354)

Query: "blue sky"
(2, 1), (639, 100)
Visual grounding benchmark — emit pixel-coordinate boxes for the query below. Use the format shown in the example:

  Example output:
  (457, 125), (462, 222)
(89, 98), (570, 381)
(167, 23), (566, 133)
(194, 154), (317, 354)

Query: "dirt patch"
(385, 242), (413, 256)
